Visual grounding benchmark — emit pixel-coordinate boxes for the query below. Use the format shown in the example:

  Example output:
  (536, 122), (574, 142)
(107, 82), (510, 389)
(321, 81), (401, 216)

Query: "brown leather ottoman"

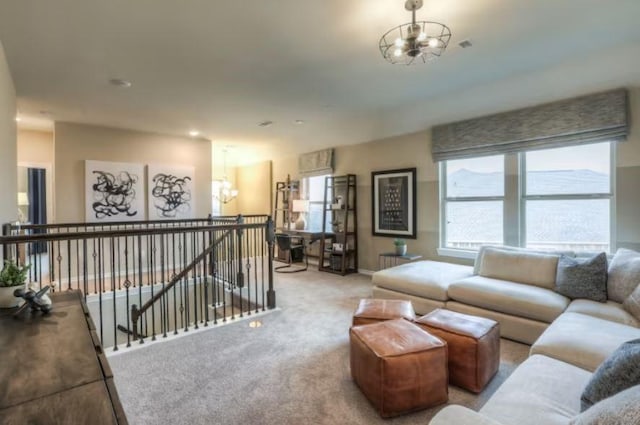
(415, 309), (499, 393)
(350, 318), (448, 417)
(352, 299), (415, 326)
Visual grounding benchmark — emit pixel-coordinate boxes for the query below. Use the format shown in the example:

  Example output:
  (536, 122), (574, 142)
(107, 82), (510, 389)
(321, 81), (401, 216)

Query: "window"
(441, 155), (505, 250)
(523, 143), (613, 252)
(439, 141), (614, 254)
(302, 174), (331, 231)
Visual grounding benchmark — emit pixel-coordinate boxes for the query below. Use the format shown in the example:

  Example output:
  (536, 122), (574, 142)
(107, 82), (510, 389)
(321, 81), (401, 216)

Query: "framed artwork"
(371, 168), (417, 238)
(147, 164), (195, 220)
(85, 160), (145, 222)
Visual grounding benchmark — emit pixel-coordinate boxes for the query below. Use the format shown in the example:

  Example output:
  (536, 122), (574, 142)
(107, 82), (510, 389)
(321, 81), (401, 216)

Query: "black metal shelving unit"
(319, 174), (358, 275)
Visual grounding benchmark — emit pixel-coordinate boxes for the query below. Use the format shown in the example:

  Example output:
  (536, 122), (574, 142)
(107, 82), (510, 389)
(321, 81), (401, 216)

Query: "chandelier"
(213, 149), (238, 204)
(379, 0), (451, 65)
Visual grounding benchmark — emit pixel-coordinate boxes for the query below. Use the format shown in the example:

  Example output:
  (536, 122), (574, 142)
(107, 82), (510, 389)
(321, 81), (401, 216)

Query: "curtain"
(431, 88), (629, 162)
(27, 168), (47, 254)
(299, 149), (334, 177)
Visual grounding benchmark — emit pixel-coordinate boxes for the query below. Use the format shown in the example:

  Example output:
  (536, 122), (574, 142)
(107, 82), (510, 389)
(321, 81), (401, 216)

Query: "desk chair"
(275, 233), (308, 273)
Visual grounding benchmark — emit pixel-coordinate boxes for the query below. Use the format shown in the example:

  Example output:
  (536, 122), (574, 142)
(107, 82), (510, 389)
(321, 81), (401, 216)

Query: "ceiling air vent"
(458, 39), (473, 48)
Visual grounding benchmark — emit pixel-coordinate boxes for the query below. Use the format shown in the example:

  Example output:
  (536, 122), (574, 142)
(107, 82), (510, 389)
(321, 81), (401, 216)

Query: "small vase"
(395, 245), (407, 256)
(0, 284), (25, 309)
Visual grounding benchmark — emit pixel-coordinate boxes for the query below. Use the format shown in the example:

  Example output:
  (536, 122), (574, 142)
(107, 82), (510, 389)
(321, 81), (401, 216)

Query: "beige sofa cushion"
(530, 312), (640, 372)
(478, 247), (559, 289)
(430, 406), (506, 425)
(473, 245), (574, 275)
(448, 276), (569, 323)
(566, 299), (640, 327)
(480, 355), (591, 425)
(371, 260), (473, 302)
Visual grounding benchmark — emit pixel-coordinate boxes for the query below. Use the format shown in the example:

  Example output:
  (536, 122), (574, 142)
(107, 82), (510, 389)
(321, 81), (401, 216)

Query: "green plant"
(393, 238), (406, 246)
(0, 260), (30, 288)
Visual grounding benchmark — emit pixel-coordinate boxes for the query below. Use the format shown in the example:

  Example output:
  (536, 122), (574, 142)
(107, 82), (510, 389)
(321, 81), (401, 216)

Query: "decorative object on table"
(292, 199), (309, 230)
(394, 239), (407, 256)
(372, 168), (417, 238)
(85, 160), (145, 222)
(333, 243), (344, 253)
(379, 0), (451, 65)
(12, 285), (52, 316)
(0, 260), (30, 308)
(148, 164), (195, 219)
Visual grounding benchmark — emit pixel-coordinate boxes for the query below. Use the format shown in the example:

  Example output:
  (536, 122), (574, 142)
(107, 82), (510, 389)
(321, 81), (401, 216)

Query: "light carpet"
(110, 269), (529, 425)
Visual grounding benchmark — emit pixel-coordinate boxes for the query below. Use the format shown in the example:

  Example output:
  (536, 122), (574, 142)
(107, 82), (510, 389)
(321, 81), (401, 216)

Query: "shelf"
(318, 174), (358, 276)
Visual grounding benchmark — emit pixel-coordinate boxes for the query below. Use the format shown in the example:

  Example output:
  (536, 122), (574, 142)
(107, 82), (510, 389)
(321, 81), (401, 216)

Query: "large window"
(441, 155), (504, 250)
(523, 143), (613, 252)
(440, 142), (614, 253)
(303, 174), (331, 231)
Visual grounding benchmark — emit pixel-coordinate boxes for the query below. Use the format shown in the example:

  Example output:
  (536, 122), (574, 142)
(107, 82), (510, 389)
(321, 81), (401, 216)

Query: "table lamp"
(292, 200), (310, 230)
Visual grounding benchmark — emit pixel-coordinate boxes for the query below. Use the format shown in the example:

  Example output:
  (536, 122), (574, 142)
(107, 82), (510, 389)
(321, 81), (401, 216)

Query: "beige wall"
(235, 160), (272, 216)
(0, 40), (16, 257)
(18, 129), (54, 164)
(273, 87), (640, 272)
(54, 122), (212, 222)
(17, 129), (55, 222)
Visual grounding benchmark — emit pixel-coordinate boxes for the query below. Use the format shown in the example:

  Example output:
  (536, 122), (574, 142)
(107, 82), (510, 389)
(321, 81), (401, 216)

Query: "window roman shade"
(431, 89), (629, 162)
(299, 148), (334, 177)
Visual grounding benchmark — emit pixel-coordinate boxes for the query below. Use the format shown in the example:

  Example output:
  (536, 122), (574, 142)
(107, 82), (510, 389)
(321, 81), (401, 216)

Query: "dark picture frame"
(371, 168), (417, 239)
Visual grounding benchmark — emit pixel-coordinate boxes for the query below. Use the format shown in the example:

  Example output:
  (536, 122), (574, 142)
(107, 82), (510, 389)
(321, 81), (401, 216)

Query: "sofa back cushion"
(478, 247), (559, 289)
(473, 245), (574, 275)
(608, 248), (640, 303)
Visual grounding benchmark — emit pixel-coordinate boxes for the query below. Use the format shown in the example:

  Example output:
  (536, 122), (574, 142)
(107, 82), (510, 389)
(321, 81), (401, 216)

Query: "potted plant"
(0, 260), (30, 308)
(394, 239), (407, 256)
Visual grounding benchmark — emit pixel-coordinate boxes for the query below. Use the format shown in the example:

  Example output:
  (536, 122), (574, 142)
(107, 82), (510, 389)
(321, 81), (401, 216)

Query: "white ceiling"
(2, 0), (640, 163)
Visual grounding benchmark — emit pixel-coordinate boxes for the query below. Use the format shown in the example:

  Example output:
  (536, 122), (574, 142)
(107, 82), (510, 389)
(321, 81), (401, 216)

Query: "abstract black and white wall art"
(147, 164), (195, 220)
(85, 160), (145, 222)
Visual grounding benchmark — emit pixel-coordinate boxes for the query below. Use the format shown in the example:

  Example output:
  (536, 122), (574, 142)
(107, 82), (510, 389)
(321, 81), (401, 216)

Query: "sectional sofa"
(370, 246), (640, 424)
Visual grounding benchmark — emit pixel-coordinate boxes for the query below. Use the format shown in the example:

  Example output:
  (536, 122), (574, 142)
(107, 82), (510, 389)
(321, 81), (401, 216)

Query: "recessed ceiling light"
(258, 121), (273, 127)
(189, 130), (200, 137)
(15, 116), (21, 122)
(109, 78), (132, 88)
(249, 320), (263, 328)
(295, 120), (305, 125)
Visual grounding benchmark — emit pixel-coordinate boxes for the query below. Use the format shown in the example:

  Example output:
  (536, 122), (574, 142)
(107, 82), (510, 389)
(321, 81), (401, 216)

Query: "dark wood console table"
(0, 290), (128, 424)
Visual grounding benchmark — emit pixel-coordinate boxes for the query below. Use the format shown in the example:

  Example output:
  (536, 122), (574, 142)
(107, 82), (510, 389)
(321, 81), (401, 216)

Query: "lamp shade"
(292, 199), (309, 213)
(17, 192), (29, 206)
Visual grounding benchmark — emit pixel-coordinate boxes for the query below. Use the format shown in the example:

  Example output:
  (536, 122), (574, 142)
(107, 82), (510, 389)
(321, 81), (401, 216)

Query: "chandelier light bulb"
(428, 38), (440, 48)
(394, 49), (403, 57)
(394, 37), (404, 47)
(417, 32), (427, 41)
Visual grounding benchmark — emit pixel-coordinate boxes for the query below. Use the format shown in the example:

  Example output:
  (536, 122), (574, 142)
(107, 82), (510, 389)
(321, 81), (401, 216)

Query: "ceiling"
(2, 0), (640, 163)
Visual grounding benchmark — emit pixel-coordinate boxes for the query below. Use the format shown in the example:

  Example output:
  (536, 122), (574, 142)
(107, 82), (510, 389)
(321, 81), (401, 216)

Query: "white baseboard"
(358, 269), (375, 276)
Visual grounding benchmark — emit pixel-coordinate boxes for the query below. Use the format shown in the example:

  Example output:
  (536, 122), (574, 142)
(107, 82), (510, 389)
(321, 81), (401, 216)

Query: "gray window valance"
(431, 88), (629, 162)
(299, 148), (334, 177)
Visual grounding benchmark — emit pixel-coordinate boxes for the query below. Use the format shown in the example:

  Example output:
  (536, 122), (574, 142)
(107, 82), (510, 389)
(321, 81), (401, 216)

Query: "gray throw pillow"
(607, 248), (640, 303)
(571, 385), (640, 425)
(555, 253), (607, 302)
(623, 283), (640, 322)
(581, 338), (640, 412)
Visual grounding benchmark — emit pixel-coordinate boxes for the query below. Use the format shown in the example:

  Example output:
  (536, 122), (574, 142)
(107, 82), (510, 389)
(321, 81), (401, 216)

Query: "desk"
(276, 229), (332, 243)
(275, 229), (334, 263)
(378, 252), (423, 270)
(0, 291), (128, 424)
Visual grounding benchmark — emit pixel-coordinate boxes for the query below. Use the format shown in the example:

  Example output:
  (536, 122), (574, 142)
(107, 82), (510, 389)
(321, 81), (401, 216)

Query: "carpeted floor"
(110, 269), (529, 425)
